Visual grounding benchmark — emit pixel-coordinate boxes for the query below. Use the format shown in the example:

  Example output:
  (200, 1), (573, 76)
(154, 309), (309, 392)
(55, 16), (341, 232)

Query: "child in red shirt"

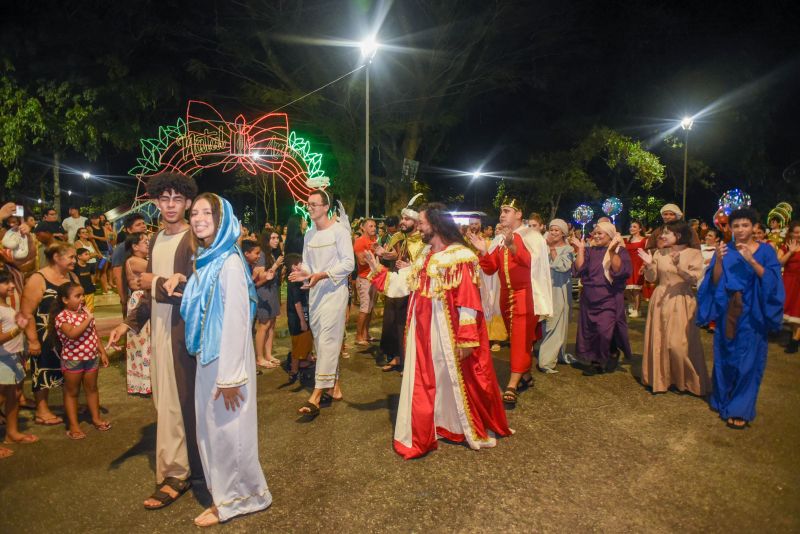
(49, 282), (110, 440)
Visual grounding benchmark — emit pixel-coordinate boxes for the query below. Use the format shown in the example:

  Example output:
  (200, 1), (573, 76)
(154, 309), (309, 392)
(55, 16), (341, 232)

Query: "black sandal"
(287, 372), (298, 384)
(144, 477), (192, 510)
(726, 418), (749, 430)
(502, 387), (518, 406)
(297, 402), (320, 418)
(518, 376), (534, 392)
(381, 363), (403, 372)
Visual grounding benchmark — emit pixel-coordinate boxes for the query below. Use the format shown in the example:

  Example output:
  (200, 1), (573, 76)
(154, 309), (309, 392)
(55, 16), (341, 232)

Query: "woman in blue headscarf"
(167, 193), (271, 526)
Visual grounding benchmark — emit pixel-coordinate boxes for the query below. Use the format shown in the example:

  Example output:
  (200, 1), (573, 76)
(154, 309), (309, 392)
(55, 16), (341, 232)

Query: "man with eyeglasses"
(288, 190), (354, 418)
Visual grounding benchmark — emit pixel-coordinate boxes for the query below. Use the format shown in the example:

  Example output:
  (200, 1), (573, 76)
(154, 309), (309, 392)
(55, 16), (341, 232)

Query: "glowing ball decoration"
(601, 197), (623, 222)
(718, 188), (751, 215)
(572, 204), (595, 236)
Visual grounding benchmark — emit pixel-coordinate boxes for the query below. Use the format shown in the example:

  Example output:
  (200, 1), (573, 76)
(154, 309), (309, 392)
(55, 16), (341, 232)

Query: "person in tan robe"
(108, 172), (203, 510)
(638, 220), (710, 396)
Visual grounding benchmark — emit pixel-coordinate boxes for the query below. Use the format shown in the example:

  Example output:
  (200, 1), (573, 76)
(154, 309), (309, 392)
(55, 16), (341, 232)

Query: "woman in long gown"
(697, 209), (784, 429)
(537, 219), (574, 372)
(778, 221), (800, 353)
(638, 221), (710, 396)
(124, 232), (152, 395)
(570, 221), (632, 375)
(169, 193), (271, 526)
(624, 220), (647, 317)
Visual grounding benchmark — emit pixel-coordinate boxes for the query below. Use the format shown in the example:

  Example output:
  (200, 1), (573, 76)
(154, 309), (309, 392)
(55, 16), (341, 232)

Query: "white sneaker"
(491, 343), (501, 352)
(629, 309), (639, 318)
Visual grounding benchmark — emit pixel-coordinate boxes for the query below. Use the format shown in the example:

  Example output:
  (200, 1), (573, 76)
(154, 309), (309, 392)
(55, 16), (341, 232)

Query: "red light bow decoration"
(130, 100), (330, 208)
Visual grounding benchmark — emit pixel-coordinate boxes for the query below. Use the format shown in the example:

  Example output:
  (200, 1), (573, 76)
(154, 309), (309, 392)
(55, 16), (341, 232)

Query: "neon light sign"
(128, 100), (330, 214)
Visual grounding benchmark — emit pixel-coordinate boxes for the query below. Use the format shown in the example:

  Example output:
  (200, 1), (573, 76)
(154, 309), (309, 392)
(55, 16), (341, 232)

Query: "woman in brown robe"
(638, 220), (710, 396)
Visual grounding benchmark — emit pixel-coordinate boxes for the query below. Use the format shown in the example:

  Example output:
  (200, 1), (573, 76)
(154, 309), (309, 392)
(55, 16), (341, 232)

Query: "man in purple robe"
(570, 221), (632, 375)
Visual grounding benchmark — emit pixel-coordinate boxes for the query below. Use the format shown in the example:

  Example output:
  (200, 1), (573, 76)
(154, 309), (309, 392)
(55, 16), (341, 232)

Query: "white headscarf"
(549, 218), (569, 238)
(660, 203), (683, 219)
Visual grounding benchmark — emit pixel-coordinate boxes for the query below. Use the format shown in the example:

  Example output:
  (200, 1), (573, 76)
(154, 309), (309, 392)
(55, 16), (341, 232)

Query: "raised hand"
(0, 202), (16, 221)
(273, 255), (284, 268)
(395, 259), (410, 270)
(569, 235), (585, 251)
(716, 241), (728, 259)
(363, 250), (379, 272)
(637, 248), (654, 266)
(467, 231), (487, 254)
(788, 240), (800, 254)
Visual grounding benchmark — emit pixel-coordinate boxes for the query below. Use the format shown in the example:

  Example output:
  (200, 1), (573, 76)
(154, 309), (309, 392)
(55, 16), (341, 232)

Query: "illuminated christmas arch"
(128, 100), (330, 220)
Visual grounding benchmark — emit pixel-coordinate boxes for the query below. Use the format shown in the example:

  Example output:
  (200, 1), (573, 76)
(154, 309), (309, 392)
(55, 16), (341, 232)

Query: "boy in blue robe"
(697, 208), (784, 429)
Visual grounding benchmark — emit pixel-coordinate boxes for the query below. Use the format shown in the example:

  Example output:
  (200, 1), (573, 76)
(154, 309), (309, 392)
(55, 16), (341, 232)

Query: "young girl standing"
(624, 220), (647, 317)
(50, 282), (111, 439)
(0, 272), (38, 457)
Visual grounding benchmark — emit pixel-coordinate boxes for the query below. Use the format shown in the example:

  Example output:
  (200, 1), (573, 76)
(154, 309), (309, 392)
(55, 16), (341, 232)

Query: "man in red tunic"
(468, 198), (552, 406)
(365, 203), (511, 459)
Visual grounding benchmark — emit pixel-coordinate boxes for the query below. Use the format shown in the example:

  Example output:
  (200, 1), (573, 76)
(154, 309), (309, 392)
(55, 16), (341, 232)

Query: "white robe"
(195, 255), (271, 522)
(537, 245), (575, 370)
(300, 222), (355, 389)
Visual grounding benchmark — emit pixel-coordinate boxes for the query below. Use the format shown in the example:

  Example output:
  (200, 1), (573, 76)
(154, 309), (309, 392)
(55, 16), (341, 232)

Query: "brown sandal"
(502, 387), (518, 406)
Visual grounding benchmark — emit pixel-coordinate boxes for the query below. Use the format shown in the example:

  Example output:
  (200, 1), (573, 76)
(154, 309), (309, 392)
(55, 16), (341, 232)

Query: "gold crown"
(500, 197), (523, 212)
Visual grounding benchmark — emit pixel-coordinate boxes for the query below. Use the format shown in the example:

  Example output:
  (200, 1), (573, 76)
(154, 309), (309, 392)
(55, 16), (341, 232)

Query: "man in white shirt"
(62, 206), (87, 243)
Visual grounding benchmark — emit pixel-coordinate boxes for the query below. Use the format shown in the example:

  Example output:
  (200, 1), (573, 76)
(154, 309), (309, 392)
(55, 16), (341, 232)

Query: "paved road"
(2, 294), (798, 533)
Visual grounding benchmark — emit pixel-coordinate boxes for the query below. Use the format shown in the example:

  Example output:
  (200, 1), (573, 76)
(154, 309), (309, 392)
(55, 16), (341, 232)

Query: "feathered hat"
(401, 193), (424, 220)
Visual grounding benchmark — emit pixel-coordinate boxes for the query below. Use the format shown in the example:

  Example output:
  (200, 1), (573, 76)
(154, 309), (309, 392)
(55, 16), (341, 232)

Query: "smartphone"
(14, 205), (24, 217)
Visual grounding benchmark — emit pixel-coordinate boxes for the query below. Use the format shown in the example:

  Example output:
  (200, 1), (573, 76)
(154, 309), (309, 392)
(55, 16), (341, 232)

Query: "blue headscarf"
(180, 194), (256, 365)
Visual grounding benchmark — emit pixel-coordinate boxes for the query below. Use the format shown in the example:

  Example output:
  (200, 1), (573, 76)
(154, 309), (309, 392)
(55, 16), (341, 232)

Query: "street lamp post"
(360, 36), (378, 218)
(472, 170), (482, 208)
(82, 171), (91, 198)
(680, 117), (693, 216)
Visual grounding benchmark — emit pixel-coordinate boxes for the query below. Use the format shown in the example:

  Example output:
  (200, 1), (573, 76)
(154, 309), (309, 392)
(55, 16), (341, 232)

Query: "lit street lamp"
(471, 170), (482, 208)
(361, 35), (379, 218)
(680, 117), (693, 215)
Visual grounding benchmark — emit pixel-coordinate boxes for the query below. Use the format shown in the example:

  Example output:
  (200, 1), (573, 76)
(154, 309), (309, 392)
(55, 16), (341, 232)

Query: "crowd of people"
(0, 173), (797, 525)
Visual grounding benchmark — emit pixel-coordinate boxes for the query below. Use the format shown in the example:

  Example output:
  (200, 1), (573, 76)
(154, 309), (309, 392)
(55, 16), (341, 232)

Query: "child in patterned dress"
(49, 282), (110, 440)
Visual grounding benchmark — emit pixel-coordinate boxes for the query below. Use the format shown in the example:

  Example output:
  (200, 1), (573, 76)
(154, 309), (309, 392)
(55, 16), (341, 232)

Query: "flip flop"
(66, 430), (86, 440)
(93, 421), (112, 431)
(3, 434), (39, 445)
(35, 415), (63, 426)
(0, 446), (13, 459)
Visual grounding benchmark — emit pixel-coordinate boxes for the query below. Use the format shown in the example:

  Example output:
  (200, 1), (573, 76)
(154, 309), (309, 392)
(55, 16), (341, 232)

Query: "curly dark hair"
(729, 208), (757, 225)
(146, 172), (198, 200)
(419, 202), (463, 246)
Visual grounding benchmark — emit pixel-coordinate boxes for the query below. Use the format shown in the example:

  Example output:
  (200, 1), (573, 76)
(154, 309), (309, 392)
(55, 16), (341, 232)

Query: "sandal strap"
(162, 476), (191, 493)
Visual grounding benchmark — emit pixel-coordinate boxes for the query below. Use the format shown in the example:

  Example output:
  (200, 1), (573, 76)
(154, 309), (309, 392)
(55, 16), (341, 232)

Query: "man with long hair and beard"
(365, 203), (511, 459)
(373, 195), (425, 372)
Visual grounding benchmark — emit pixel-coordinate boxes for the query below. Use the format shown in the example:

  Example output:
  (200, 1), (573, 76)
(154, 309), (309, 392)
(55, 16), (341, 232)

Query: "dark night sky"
(2, 0), (800, 220)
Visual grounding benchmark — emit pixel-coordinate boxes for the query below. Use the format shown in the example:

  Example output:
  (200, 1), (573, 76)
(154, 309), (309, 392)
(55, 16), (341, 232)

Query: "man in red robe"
(365, 202), (511, 459)
(468, 198), (552, 406)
